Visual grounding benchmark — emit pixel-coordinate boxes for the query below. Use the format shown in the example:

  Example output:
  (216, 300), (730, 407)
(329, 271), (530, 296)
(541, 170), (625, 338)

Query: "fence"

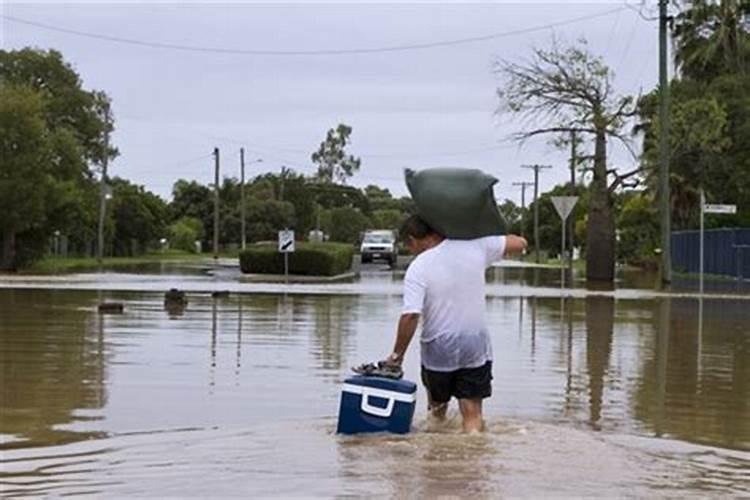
(671, 228), (750, 280)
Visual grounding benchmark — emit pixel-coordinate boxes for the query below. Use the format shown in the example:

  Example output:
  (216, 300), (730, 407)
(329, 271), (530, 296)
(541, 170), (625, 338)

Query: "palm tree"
(673, 0), (750, 79)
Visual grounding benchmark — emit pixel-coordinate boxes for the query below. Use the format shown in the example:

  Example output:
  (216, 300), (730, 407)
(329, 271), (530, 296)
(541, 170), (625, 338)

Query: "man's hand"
(382, 352), (402, 366)
(504, 235), (528, 256)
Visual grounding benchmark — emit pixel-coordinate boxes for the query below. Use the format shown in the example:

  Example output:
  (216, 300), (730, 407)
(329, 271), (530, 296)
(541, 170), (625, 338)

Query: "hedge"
(239, 242), (354, 276)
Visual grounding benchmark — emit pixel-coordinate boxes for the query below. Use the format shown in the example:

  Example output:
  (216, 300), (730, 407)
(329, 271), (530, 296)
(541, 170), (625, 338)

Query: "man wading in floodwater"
(381, 215), (527, 433)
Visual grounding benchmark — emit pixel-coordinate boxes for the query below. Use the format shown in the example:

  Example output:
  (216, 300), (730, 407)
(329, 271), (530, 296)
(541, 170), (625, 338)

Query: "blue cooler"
(337, 376), (417, 435)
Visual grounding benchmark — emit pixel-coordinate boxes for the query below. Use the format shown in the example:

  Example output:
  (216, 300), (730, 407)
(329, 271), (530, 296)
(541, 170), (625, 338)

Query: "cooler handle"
(360, 388), (395, 418)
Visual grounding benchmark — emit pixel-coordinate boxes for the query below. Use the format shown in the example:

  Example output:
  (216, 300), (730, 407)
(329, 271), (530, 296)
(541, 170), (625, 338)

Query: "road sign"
(278, 230), (295, 253)
(704, 204), (737, 214)
(550, 196), (579, 221)
(549, 196), (578, 289)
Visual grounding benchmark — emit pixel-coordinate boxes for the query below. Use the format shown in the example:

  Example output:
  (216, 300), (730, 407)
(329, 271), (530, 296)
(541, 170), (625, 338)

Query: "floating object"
(164, 288), (187, 306)
(98, 302), (124, 313)
(337, 375), (417, 435)
(405, 167), (506, 239)
(211, 290), (230, 298)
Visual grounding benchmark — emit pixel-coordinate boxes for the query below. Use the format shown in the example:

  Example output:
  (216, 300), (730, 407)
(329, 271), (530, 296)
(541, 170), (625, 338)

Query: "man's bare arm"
(503, 235), (528, 257)
(387, 313), (420, 364)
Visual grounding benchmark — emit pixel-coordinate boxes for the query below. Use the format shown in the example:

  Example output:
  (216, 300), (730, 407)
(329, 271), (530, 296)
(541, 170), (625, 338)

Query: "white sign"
(278, 230), (295, 253)
(704, 204), (737, 215)
(550, 196), (579, 221)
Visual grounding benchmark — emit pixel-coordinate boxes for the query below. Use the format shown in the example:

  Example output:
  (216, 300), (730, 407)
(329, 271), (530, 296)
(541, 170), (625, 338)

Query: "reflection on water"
(584, 296), (614, 429)
(0, 286), (748, 496)
(0, 290), (109, 449)
(635, 298), (750, 450)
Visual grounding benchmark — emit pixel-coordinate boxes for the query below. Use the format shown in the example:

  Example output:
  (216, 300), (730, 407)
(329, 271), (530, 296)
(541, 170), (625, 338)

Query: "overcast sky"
(1, 1), (662, 204)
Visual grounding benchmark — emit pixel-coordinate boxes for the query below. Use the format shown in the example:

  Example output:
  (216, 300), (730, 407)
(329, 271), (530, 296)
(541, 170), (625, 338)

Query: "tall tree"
(495, 39), (639, 281)
(0, 84), (52, 269)
(0, 49), (115, 268)
(673, 0), (750, 80)
(311, 124), (361, 184)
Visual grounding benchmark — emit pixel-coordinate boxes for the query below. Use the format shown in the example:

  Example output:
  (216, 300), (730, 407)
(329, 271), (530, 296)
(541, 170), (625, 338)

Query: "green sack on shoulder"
(405, 167), (507, 239)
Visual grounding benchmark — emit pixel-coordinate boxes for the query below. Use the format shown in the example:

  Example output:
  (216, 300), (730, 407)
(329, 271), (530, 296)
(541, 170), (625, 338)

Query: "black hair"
(399, 214), (438, 241)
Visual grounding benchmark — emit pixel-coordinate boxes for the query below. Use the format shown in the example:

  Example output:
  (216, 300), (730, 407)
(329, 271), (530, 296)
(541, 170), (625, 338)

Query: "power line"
(2, 7), (626, 56)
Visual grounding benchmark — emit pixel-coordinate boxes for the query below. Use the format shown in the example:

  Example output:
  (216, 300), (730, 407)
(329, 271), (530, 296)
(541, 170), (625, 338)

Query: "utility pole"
(213, 147), (220, 261)
(512, 181), (534, 239)
(522, 164), (552, 263)
(659, 0), (672, 284)
(97, 107), (112, 266)
(279, 165), (288, 201)
(240, 148), (246, 251)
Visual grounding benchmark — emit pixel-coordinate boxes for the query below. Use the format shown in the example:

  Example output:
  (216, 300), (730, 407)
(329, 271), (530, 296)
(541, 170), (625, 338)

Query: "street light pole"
(240, 151), (261, 251)
(97, 107), (112, 266)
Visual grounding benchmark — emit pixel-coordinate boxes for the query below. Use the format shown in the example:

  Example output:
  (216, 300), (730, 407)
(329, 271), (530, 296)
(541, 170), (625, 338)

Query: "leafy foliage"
(109, 177), (169, 256)
(239, 242), (354, 276)
(169, 217), (204, 253)
(311, 124), (361, 184)
(0, 49), (116, 269)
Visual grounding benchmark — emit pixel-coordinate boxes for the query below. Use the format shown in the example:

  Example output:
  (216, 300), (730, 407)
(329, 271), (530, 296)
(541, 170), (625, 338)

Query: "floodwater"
(1, 266), (749, 497)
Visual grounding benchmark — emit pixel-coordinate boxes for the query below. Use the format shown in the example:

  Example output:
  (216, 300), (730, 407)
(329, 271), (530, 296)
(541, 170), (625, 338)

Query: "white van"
(360, 230), (397, 265)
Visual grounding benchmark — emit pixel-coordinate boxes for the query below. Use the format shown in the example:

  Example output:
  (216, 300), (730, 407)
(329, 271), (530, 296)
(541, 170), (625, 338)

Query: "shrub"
(239, 242), (354, 276)
(169, 217), (204, 253)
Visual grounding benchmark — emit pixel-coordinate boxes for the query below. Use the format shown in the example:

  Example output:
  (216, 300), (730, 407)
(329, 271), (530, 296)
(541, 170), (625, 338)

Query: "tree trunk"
(585, 129), (616, 282)
(1, 228), (17, 271)
(585, 296), (615, 427)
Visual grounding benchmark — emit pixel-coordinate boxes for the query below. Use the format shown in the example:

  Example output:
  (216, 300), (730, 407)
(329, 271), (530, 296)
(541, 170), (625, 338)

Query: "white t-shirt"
(402, 236), (506, 372)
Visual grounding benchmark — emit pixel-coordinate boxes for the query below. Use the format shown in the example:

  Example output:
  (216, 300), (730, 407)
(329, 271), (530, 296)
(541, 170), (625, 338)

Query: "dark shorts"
(421, 361), (492, 403)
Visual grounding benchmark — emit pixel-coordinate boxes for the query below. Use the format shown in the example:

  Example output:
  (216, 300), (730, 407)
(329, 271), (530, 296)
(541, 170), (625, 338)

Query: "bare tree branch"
(608, 166), (646, 192)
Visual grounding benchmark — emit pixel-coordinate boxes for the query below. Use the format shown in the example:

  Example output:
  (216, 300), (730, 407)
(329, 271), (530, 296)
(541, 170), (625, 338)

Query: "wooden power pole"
(522, 164), (552, 263)
(512, 181), (534, 239)
(240, 148), (246, 251)
(213, 147), (220, 261)
(658, 0), (672, 284)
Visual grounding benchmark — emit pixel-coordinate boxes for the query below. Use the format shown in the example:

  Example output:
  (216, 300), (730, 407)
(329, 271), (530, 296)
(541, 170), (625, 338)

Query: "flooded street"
(1, 267), (749, 496)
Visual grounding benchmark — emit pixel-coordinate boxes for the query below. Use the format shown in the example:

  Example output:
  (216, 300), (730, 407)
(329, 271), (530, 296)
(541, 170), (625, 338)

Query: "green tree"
(311, 124), (361, 184)
(495, 39), (640, 281)
(309, 183), (370, 213)
(0, 48), (115, 268)
(617, 192), (659, 267)
(371, 209), (406, 232)
(0, 84), (52, 269)
(169, 217), (204, 253)
(245, 199), (295, 243)
(637, 3), (750, 230)
(325, 207), (370, 244)
(673, 0), (750, 80)
(254, 171), (317, 235)
(497, 199), (524, 236)
(109, 178), (169, 256)
(170, 179), (214, 248)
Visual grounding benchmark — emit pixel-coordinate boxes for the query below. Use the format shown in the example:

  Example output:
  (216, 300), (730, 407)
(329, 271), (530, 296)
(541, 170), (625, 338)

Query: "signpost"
(550, 196), (578, 289)
(699, 190), (737, 294)
(703, 204), (737, 215)
(278, 229), (295, 284)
